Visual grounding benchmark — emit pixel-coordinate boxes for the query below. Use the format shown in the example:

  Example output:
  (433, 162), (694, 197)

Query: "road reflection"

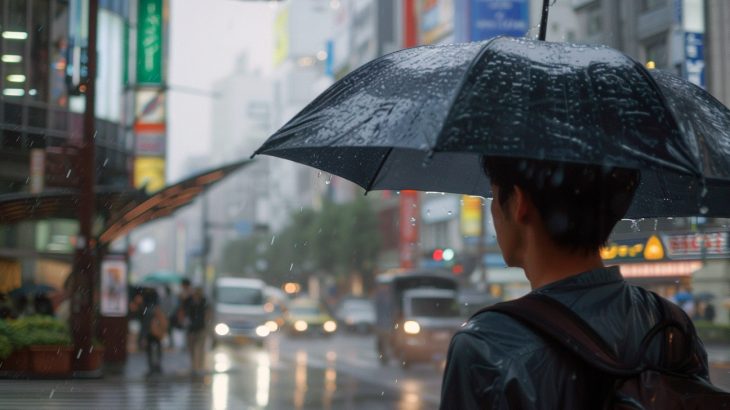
(294, 350), (308, 408)
(207, 335), (440, 409)
(211, 373), (229, 410)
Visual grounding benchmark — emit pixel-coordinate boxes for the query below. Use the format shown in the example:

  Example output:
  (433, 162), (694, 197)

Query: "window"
(641, 0), (666, 12)
(2, 0), (28, 99)
(29, 0), (50, 102)
(586, 5), (603, 36)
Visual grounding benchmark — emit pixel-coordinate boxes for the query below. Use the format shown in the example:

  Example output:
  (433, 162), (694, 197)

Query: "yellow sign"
(134, 157), (166, 193)
(273, 7), (289, 66)
(601, 235), (665, 261)
(460, 195), (482, 237)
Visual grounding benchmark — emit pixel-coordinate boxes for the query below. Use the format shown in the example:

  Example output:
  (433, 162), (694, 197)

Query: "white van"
(212, 277), (277, 346)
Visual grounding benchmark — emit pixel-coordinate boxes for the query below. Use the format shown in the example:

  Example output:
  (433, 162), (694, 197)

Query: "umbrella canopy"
(140, 271), (184, 285)
(9, 283), (56, 298)
(254, 37), (730, 218)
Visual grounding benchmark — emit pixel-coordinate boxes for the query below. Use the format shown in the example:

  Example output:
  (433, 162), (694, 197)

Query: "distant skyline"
(168, 0), (277, 182)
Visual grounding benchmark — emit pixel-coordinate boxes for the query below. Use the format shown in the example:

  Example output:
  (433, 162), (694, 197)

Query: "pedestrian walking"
(142, 289), (168, 375)
(440, 158), (713, 409)
(185, 287), (209, 377)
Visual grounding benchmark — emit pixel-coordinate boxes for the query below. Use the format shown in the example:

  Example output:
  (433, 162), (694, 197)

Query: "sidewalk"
(706, 343), (730, 364)
(108, 347), (197, 382)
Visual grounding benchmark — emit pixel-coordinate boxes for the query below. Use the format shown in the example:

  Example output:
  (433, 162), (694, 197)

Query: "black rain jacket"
(440, 266), (709, 409)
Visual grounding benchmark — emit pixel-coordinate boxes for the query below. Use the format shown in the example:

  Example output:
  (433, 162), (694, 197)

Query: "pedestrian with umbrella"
(253, 1), (730, 407)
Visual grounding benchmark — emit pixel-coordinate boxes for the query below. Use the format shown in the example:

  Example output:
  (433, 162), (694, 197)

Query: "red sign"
(399, 191), (420, 268)
(665, 232), (729, 258)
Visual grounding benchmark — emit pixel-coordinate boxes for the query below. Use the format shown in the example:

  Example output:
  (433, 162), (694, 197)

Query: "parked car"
(336, 298), (376, 333)
(285, 298), (338, 337)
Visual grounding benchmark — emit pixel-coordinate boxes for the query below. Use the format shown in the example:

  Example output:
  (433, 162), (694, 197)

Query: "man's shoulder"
(454, 309), (546, 358)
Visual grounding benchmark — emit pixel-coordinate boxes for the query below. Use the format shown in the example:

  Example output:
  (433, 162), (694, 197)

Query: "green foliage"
(220, 197), (381, 288)
(0, 335), (11, 359)
(4, 316), (72, 349)
(694, 321), (730, 343)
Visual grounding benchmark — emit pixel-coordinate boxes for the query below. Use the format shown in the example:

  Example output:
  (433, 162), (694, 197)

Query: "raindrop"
(325, 175), (333, 185)
(412, 203), (416, 208)
(410, 217), (416, 226)
(630, 220), (640, 232)
(653, 220), (658, 231)
(426, 209), (431, 216)
(66, 169), (72, 178)
(271, 235), (276, 245)
(447, 211), (453, 216)
(700, 206), (709, 215)
(103, 158), (109, 167)
(49, 389), (55, 399)
(289, 263), (294, 271)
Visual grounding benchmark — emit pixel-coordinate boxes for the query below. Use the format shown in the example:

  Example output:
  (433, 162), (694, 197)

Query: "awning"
(0, 159), (252, 245)
(0, 187), (146, 225)
(98, 159), (251, 244)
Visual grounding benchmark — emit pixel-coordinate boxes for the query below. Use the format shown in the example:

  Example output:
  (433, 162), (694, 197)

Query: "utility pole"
(478, 198), (488, 292)
(71, 0), (98, 371)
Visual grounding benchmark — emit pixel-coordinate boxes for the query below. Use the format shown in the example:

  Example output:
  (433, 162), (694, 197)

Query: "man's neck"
(522, 240), (605, 290)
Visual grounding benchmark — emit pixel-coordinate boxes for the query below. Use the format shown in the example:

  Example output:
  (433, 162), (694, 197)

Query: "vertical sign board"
(137, 0), (163, 85)
(135, 0), (166, 192)
(469, 0), (530, 41)
(684, 32), (705, 88)
(681, 0), (705, 88)
(100, 257), (128, 317)
(399, 191), (420, 268)
(460, 195), (482, 237)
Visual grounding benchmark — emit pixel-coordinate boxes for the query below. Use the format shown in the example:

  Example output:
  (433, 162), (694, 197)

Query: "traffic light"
(432, 248), (455, 262)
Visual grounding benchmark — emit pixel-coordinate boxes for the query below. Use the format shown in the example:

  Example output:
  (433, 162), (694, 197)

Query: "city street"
(1, 332), (729, 409)
(0, 333), (443, 410)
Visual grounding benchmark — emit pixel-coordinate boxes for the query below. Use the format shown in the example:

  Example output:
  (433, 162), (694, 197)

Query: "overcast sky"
(167, 0), (277, 182)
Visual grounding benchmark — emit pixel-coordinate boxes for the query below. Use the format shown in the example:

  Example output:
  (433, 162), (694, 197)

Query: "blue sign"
(470, 0), (530, 41)
(684, 32), (705, 89)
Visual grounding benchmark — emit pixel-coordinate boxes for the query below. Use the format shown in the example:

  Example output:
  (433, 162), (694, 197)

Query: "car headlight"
(265, 320), (279, 332)
(255, 325), (271, 338)
(323, 320), (337, 333)
(403, 320), (420, 335)
(294, 320), (308, 332)
(215, 323), (230, 336)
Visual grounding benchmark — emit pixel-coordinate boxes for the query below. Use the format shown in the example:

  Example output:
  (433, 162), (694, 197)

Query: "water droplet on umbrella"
(630, 220), (640, 232)
(447, 211), (453, 216)
(700, 206), (709, 215)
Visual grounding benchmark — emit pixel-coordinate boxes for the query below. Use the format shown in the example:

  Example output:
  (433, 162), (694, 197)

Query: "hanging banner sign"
(137, 0), (163, 85)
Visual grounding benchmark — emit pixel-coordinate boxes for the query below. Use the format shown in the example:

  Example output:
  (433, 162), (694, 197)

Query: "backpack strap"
(473, 293), (642, 376)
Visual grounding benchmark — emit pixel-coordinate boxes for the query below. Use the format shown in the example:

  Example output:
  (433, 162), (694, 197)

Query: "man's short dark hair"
(483, 156), (640, 253)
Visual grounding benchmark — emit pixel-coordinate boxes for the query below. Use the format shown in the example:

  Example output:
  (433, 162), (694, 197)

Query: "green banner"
(137, 0), (163, 84)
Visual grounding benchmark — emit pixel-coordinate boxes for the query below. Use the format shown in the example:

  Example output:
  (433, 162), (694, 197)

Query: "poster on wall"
(470, 0), (529, 41)
(101, 258), (128, 317)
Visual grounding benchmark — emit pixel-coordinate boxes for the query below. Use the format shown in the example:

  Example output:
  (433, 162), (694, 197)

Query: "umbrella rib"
(365, 147), (394, 193)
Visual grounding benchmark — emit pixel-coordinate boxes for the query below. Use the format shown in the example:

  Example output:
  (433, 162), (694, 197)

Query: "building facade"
(0, 0), (136, 289)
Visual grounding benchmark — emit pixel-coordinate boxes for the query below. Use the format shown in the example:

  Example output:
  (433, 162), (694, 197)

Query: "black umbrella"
(9, 283), (56, 298)
(253, 37), (730, 218)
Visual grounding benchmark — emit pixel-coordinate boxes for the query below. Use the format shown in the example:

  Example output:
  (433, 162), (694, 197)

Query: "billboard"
(134, 157), (166, 193)
(469, 0), (530, 41)
(273, 7), (289, 66)
(101, 257), (128, 317)
(418, 0), (455, 45)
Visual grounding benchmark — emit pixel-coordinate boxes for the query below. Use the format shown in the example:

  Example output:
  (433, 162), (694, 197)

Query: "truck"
(374, 270), (462, 368)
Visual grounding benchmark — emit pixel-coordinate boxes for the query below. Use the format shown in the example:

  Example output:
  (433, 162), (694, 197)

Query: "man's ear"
(511, 186), (530, 224)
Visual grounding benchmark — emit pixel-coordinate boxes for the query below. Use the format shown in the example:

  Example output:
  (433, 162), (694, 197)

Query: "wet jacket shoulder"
(439, 267), (709, 410)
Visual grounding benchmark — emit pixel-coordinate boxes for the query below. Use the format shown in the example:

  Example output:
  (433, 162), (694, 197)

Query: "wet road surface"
(1, 334), (728, 409)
